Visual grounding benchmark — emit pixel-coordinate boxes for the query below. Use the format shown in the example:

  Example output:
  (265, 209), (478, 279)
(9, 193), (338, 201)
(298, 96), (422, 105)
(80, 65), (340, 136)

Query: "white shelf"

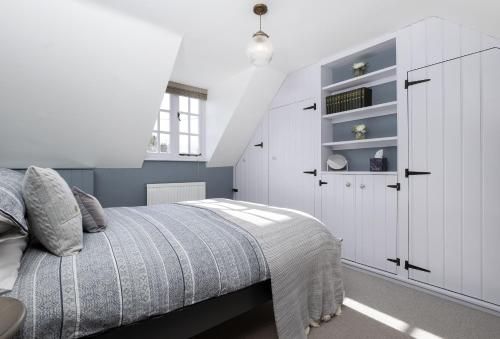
(322, 101), (397, 124)
(321, 171), (397, 175)
(322, 136), (397, 150)
(322, 66), (397, 93)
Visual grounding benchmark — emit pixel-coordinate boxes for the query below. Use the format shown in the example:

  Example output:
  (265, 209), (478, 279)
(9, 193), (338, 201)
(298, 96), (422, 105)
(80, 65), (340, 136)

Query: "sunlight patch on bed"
(245, 209), (291, 222)
(222, 210), (273, 226)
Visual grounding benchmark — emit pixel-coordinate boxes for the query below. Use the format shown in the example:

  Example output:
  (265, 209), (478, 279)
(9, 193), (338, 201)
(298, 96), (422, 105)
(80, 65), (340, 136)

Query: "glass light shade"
(246, 32), (273, 66)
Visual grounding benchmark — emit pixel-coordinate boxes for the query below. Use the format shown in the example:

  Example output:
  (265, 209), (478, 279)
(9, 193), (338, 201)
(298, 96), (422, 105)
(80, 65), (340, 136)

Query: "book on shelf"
(325, 87), (372, 115)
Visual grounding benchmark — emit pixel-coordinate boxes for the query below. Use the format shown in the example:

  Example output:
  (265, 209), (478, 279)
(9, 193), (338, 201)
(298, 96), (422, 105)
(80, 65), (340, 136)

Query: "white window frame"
(146, 93), (205, 162)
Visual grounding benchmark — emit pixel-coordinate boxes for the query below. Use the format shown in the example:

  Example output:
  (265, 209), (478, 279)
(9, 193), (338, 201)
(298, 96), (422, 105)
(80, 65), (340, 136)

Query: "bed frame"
(86, 280), (272, 339)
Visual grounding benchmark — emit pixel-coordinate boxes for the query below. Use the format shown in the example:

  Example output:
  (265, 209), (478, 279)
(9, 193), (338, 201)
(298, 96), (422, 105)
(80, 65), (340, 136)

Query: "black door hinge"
(387, 183), (400, 191)
(405, 169), (431, 177)
(387, 258), (400, 266)
(303, 103), (317, 111)
(319, 180), (328, 186)
(405, 260), (430, 273)
(254, 142), (264, 148)
(303, 169), (317, 176)
(405, 78), (431, 89)
(232, 188), (239, 193)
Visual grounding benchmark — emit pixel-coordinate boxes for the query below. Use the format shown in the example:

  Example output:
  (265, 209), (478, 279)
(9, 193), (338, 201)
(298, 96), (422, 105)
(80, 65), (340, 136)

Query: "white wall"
(0, 0), (182, 168)
(206, 66), (285, 167)
(270, 64), (320, 109)
(205, 68), (255, 163)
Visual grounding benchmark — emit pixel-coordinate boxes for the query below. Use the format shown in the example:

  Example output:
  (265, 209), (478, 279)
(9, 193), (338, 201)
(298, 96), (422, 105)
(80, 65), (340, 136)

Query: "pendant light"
(246, 4), (273, 66)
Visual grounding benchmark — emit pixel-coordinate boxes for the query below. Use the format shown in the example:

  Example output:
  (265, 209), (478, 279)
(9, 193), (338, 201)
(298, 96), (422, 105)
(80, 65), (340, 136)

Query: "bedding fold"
(182, 199), (344, 339)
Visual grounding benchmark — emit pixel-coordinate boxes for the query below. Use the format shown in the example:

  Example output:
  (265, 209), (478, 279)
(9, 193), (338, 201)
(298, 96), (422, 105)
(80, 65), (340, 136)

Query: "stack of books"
(325, 88), (372, 114)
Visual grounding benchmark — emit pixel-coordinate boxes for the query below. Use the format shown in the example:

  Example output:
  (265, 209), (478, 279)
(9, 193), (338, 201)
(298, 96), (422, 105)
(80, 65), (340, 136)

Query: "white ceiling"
(92, 0), (500, 89)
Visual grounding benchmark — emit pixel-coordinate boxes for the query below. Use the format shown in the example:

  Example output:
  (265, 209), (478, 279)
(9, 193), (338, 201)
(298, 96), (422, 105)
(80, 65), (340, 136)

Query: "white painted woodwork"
(321, 173), (398, 273)
(322, 66), (397, 93)
(398, 17), (500, 309)
(322, 137), (398, 150)
(322, 101), (397, 124)
(268, 99), (318, 217)
(234, 117), (269, 204)
(408, 45), (500, 305)
(321, 174), (356, 261)
(481, 48), (500, 306)
(146, 182), (206, 205)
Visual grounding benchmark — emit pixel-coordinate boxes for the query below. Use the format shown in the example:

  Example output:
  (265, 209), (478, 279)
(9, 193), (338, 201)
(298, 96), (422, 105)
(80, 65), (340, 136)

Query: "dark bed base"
(85, 279), (272, 339)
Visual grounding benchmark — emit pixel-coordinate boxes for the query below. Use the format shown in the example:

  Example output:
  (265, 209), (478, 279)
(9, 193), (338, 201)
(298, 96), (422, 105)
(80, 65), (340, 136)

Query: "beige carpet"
(195, 266), (500, 339)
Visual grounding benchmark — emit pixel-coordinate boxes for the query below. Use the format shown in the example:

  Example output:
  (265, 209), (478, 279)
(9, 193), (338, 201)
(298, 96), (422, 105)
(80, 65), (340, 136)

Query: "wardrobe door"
(407, 48), (500, 304)
(355, 175), (398, 273)
(269, 99), (317, 216)
(234, 118), (268, 204)
(321, 174), (356, 261)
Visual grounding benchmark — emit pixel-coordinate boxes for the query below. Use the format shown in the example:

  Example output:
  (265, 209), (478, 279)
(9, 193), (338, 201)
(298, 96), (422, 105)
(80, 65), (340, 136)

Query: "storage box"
(370, 158), (387, 172)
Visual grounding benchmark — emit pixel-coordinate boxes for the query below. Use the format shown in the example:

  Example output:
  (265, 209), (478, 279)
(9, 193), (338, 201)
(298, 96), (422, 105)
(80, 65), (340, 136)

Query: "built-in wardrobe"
(234, 17), (500, 312)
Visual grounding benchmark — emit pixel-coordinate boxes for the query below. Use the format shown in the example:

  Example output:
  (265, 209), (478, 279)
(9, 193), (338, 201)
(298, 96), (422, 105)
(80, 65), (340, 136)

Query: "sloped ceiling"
(2, 0), (500, 168)
(206, 67), (285, 167)
(0, 0), (182, 168)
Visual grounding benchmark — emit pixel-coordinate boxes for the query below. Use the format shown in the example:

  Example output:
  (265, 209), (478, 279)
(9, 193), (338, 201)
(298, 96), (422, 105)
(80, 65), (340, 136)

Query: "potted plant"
(352, 124), (367, 140)
(353, 62), (367, 76)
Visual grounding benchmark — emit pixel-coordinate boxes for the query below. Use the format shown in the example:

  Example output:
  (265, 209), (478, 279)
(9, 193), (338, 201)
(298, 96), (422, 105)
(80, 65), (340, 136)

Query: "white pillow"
(0, 217), (27, 294)
(0, 216), (25, 243)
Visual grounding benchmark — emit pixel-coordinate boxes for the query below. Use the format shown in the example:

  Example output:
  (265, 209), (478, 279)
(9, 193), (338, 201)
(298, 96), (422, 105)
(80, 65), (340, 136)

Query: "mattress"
(5, 203), (269, 338)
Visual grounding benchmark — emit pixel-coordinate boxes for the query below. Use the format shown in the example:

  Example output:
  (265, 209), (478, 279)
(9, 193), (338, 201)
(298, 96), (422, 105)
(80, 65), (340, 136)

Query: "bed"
(5, 199), (344, 339)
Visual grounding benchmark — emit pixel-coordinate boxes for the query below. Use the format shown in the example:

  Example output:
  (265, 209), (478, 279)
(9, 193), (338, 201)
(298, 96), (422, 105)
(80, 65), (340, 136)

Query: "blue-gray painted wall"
(94, 161), (233, 207)
(15, 162), (233, 208)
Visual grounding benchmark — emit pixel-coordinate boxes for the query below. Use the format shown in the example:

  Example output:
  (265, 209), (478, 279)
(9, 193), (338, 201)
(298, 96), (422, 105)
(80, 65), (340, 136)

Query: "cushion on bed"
(0, 169), (29, 234)
(72, 186), (107, 233)
(22, 166), (83, 256)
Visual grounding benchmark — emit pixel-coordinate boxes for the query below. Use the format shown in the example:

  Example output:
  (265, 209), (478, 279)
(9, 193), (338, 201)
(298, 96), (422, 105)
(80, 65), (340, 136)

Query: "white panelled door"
(407, 48), (500, 305)
(269, 99), (318, 216)
(321, 174), (398, 273)
(234, 118), (268, 204)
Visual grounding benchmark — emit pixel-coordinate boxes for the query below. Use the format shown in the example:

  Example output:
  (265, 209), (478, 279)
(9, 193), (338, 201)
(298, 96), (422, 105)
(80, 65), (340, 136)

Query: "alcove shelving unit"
(320, 37), (398, 173)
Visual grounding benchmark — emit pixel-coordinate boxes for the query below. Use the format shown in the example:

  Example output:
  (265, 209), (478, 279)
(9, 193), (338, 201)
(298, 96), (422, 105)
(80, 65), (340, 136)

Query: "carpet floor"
(194, 266), (500, 339)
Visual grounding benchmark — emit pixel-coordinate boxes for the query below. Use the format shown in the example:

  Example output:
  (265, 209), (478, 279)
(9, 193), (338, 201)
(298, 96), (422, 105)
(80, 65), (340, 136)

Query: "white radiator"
(146, 182), (206, 205)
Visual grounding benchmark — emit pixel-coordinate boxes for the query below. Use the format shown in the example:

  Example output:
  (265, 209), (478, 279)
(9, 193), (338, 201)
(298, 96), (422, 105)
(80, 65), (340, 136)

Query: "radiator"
(146, 182), (206, 205)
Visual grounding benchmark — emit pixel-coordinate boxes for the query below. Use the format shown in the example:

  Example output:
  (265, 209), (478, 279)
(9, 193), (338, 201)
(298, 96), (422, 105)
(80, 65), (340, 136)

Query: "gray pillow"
(0, 169), (28, 234)
(72, 187), (107, 233)
(22, 166), (82, 256)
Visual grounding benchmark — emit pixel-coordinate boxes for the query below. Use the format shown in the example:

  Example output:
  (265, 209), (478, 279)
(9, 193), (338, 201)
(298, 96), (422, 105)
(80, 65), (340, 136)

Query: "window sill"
(144, 153), (206, 162)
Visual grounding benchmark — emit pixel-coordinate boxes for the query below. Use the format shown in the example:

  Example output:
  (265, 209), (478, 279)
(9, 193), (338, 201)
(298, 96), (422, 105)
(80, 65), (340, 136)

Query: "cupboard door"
(269, 99), (317, 216)
(407, 48), (500, 305)
(234, 118), (268, 204)
(321, 174), (356, 261)
(355, 175), (398, 274)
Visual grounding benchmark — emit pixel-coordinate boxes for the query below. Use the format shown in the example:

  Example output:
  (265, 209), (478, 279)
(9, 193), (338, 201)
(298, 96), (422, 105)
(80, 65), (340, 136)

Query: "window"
(147, 93), (204, 161)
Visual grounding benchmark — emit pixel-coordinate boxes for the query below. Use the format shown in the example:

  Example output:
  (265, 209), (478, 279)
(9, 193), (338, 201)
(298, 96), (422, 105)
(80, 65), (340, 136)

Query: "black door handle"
(303, 169), (317, 176)
(387, 183), (400, 191)
(254, 142), (263, 148)
(405, 169), (431, 177)
(319, 180), (328, 186)
(303, 103), (316, 111)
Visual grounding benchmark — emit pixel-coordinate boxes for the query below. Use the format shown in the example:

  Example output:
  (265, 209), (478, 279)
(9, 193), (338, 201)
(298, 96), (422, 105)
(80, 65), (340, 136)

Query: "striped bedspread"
(5, 203), (268, 338)
(183, 199), (344, 339)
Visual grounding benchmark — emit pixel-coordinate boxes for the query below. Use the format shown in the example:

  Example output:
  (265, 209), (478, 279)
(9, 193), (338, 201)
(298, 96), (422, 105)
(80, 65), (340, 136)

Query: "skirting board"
(342, 261), (500, 317)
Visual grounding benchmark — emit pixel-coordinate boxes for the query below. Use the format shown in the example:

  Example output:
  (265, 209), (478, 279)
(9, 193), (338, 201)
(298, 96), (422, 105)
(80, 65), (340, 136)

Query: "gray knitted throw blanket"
(184, 199), (344, 339)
